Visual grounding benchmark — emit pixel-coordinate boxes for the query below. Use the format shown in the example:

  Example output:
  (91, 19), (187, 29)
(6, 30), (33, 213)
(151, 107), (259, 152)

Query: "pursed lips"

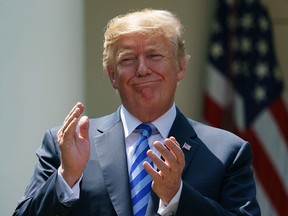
(133, 81), (161, 87)
(131, 77), (162, 86)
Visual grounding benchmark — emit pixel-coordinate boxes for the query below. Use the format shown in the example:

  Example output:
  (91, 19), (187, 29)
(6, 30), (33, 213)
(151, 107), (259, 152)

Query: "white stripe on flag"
(207, 65), (246, 131)
(254, 109), (288, 193)
(206, 64), (233, 108)
(234, 91), (245, 131)
(255, 176), (277, 216)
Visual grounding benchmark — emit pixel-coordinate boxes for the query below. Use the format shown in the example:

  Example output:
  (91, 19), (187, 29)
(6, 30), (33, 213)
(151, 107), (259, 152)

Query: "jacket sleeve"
(13, 128), (73, 216)
(176, 142), (261, 216)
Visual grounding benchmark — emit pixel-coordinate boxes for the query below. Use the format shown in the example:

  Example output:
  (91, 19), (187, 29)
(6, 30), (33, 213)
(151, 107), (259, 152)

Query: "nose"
(136, 56), (152, 77)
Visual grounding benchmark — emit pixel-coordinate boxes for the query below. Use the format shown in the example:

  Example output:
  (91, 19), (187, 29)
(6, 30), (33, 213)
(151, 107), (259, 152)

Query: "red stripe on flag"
(241, 128), (288, 216)
(204, 93), (223, 128)
(269, 96), (288, 147)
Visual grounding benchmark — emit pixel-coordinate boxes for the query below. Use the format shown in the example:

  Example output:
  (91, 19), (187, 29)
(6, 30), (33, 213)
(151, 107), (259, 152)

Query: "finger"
(79, 116), (89, 140)
(147, 147), (171, 176)
(57, 103), (85, 146)
(164, 137), (185, 165)
(61, 103), (84, 133)
(64, 102), (84, 124)
(59, 116), (78, 146)
(58, 109), (80, 141)
(154, 139), (184, 173)
(143, 158), (162, 181)
(154, 141), (176, 164)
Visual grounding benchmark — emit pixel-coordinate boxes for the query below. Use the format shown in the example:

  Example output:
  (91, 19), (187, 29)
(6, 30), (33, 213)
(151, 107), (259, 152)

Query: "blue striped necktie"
(130, 123), (157, 216)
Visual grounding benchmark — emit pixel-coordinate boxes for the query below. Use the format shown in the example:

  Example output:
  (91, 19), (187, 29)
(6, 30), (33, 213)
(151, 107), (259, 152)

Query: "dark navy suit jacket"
(13, 107), (260, 215)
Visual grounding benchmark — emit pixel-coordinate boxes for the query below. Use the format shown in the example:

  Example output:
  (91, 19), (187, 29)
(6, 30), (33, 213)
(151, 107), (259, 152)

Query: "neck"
(125, 103), (174, 123)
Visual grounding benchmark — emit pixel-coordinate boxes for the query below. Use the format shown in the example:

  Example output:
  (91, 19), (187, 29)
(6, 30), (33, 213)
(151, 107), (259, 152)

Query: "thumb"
(79, 116), (89, 139)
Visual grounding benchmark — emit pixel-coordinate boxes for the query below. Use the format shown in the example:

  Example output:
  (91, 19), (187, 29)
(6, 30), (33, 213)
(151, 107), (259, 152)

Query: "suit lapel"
(168, 108), (200, 174)
(91, 111), (133, 216)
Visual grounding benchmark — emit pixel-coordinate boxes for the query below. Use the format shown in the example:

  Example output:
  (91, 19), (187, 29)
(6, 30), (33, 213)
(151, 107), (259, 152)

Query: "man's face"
(107, 34), (186, 121)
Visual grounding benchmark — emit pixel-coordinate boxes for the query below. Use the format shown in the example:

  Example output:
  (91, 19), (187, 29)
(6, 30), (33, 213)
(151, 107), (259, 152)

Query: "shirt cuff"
(56, 169), (82, 206)
(157, 181), (183, 216)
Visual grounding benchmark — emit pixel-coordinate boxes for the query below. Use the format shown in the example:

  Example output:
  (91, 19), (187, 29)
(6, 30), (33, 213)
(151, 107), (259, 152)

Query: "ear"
(107, 66), (118, 89)
(176, 59), (186, 81)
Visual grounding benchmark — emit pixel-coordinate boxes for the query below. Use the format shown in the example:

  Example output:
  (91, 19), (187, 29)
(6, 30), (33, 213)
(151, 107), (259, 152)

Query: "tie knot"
(135, 123), (158, 138)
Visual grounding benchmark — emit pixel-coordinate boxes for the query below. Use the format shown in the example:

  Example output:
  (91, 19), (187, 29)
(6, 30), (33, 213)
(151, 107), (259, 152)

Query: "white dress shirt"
(121, 104), (182, 215)
(56, 104), (182, 215)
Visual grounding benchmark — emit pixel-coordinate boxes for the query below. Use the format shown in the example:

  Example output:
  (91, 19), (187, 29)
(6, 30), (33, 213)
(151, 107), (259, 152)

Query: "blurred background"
(0, 0), (287, 215)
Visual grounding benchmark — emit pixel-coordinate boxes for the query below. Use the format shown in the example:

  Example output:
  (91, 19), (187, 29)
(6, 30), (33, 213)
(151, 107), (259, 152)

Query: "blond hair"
(103, 8), (189, 69)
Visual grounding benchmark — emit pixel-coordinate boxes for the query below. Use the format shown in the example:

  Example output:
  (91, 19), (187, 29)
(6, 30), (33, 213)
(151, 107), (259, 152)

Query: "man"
(14, 9), (260, 216)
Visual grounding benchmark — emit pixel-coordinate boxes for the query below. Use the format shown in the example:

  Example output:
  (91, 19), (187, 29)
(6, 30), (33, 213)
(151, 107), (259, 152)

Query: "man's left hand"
(143, 136), (185, 205)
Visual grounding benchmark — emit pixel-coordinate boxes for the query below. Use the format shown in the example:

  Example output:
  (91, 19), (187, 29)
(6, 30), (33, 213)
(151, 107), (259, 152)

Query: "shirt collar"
(120, 103), (177, 139)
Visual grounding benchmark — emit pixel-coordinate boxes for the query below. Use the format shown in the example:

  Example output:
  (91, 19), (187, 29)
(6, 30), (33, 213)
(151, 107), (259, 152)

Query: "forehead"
(114, 34), (172, 53)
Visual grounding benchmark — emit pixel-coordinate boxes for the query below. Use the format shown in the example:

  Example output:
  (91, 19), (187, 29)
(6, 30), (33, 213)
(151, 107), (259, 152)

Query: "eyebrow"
(116, 49), (135, 61)
(117, 44), (166, 57)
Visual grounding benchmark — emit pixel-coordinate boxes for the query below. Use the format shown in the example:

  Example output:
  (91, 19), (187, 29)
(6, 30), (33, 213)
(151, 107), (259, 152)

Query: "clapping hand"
(57, 102), (90, 187)
(144, 137), (185, 205)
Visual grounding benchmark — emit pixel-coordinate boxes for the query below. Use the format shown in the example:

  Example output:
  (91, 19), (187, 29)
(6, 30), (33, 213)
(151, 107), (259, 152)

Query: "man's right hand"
(57, 102), (90, 187)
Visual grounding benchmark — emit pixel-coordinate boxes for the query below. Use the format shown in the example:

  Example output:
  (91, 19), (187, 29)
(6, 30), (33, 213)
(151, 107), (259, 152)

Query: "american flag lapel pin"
(182, 143), (191, 151)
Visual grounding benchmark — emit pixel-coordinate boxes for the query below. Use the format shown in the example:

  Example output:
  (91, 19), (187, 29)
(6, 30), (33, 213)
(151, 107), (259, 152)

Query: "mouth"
(132, 79), (161, 86)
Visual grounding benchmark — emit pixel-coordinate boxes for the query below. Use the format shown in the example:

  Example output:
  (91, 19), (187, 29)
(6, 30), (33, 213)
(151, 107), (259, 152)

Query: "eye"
(148, 54), (164, 61)
(120, 58), (135, 66)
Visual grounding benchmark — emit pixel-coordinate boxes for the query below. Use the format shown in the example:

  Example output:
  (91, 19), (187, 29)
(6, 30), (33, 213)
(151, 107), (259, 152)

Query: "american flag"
(204, 0), (288, 215)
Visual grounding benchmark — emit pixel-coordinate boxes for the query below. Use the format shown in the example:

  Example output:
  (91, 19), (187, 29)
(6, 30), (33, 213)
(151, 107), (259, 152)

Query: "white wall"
(0, 1), (84, 215)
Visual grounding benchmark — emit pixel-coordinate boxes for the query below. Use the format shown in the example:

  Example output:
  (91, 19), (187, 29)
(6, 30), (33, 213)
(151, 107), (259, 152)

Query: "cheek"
(115, 69), (134, 88)
(116, 64), (136, 79)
